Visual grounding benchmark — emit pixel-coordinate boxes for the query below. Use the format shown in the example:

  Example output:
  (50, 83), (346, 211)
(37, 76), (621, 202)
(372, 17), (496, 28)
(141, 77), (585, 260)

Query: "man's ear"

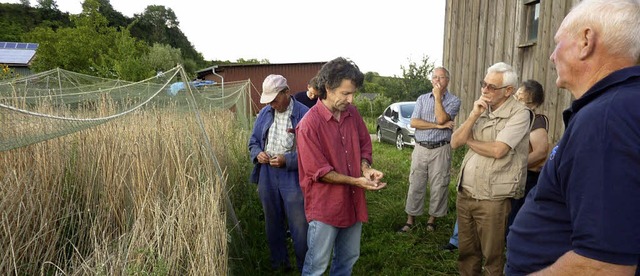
(579, 27), (596, 60)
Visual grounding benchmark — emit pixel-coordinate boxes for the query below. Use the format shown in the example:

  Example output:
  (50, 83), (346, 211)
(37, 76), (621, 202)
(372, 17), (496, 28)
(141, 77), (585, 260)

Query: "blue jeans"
(258, 166), (308, 271)
(302, 221), (362, 276)
(449, 220), (459, 247)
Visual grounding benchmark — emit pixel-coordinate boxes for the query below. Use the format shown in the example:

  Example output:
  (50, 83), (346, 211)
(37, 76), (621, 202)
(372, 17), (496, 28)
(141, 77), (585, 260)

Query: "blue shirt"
(506, 66), (640, 275)
(411, 91), (461, 143)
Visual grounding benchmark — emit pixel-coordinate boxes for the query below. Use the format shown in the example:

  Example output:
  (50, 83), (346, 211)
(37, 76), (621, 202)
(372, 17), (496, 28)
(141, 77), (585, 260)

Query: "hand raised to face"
(472, 96), (489, 116)
(433, 82), (444, 99)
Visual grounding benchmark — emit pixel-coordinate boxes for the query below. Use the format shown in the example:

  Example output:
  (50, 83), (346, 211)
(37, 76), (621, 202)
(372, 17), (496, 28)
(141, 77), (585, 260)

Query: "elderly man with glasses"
(398, 67), (461, 234)
(451, 62), (532, 276)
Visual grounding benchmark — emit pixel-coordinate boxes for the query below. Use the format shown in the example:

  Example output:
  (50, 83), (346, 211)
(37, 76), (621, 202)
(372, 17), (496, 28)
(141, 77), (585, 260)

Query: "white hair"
(561, 0), (640, 61)
(432, 67), (450, 79)
(487, 62), (518, 88)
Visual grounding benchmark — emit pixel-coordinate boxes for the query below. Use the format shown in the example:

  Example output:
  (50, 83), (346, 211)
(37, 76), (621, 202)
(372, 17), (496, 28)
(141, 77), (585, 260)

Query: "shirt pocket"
(282, 132), (295, 151)
(489, 152), (521, 199)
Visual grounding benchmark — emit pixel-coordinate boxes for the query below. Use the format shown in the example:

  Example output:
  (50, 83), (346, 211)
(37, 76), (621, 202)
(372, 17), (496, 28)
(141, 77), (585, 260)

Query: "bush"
(354, 94), (392, 118)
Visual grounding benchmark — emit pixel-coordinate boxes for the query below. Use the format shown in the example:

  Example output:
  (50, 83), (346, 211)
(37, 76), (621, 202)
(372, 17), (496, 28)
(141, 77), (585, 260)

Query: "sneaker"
(441, 243), (458, 252)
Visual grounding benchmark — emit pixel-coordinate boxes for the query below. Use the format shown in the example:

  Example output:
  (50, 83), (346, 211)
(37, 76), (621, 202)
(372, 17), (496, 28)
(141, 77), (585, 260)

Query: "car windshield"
(400, 103), (415, 119)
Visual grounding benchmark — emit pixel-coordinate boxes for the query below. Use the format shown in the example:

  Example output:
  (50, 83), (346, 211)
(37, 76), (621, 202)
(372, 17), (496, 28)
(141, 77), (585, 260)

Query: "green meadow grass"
(229, 125), (467, 276)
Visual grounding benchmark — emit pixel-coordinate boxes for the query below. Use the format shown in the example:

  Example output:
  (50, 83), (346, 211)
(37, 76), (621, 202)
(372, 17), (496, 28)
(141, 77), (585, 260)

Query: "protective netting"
(0, 65), (252, 152)
(0, 65), (252, 273)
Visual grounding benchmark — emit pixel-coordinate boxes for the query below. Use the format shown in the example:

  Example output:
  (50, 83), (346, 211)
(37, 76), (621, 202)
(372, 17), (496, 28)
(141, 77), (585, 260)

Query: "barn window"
(525, 0), (540, 43)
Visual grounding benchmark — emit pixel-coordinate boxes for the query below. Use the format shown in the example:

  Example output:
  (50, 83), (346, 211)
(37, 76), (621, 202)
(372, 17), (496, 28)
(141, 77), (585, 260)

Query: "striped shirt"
(412, 91), (461, 143)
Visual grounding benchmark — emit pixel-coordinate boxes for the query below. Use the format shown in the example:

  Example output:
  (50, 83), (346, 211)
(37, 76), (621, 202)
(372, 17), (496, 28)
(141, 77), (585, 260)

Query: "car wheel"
(376, 128), (382, 143)
(396, 132), (404, 150)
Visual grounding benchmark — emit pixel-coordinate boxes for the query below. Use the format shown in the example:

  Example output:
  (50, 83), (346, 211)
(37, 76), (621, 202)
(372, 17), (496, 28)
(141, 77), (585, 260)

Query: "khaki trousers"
(405, 144), (451, 217)
(456, 190), (511, 276)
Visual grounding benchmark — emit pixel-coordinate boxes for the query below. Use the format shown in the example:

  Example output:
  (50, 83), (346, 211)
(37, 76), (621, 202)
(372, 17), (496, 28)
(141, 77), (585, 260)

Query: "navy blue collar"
(563, 65), (640, 126)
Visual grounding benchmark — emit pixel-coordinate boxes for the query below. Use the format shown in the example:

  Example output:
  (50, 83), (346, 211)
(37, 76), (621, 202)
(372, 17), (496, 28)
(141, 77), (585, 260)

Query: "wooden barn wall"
(201, 63), (325, 114)
(443, 0), (581, 143)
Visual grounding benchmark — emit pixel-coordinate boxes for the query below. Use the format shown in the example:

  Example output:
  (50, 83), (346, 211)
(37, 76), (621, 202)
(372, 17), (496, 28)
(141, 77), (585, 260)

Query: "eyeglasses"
(480, 80), (509, 91)
(432, 76), (448, 80)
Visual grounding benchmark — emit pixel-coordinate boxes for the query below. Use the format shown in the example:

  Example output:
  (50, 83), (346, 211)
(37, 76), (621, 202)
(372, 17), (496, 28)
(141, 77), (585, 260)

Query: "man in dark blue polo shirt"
(506, 0), (640, 275)
(293, 76), (319, 108)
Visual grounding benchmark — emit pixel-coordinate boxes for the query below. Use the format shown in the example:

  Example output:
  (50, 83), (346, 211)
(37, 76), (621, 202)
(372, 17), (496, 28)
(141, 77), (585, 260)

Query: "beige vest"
(456, 97), (531, 200)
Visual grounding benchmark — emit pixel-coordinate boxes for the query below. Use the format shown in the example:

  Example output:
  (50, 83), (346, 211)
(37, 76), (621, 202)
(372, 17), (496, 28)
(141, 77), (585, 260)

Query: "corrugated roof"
(196, 61), (326, 74)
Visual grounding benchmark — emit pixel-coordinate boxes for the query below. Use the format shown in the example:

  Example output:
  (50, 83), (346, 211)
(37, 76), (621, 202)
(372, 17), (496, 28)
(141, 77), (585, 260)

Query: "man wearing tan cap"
(248, 74), (310, 272)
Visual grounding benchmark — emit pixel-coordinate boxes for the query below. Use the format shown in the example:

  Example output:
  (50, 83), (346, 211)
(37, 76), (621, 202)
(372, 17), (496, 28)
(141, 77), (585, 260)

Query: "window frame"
(519, 0), (541, 48)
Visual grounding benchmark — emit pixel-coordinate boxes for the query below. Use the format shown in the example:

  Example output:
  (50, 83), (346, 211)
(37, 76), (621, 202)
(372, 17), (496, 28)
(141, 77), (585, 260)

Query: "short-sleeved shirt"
(506, 65), (640, 275)
(412, 91), (461, 143)
(296, 102), (372, 227)
(527, 114), (550, 171)
(531, 114), (548, 132)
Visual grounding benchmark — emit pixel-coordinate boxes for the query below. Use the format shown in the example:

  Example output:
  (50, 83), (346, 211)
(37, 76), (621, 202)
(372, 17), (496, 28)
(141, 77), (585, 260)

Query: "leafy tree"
(96, 0), (130, 28)
(19, 0), (30, 6)
(0, 2), (71, 40)
(128, 5), (205, 71)
(25, 0), (149, 80)
(0, 0), (206, 78)
(0, 21), (24, 42)
(353, 93), (392, 118)
(354, 55), (435, 118)
(108, 29), (154, 81)
(36, 0), (57, 10)
(129, 5), (177, 45)
(142, 43), (183, 73)
(362, 81), (386, 95)
(359, 72), (386, 94)
(400, 55), (434, 101)
(378, 76), (405, 101)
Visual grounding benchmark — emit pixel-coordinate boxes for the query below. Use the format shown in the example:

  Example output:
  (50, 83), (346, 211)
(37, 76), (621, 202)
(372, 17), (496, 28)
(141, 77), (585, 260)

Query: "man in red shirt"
(296, 57), (386, 275)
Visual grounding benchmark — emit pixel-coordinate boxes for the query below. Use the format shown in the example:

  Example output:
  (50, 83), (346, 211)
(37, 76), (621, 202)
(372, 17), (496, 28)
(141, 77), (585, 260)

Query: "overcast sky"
(4, 0), (446, 77)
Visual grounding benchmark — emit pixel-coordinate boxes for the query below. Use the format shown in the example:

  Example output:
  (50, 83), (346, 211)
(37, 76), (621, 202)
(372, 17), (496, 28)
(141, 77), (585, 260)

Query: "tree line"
(1, 0), (260, 81)
(1, 0), (435, 109)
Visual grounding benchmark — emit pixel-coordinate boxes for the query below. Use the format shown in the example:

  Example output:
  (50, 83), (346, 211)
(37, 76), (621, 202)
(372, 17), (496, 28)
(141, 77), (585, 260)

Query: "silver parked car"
(376, 101), (416, 150)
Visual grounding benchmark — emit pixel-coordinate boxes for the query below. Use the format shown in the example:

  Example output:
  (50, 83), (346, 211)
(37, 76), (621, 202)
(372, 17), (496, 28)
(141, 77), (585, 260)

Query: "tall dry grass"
(0, 106), (244, 275)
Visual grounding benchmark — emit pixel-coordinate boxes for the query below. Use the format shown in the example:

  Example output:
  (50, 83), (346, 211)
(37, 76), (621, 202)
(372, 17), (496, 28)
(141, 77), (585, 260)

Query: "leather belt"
(418, 140), (450, 149)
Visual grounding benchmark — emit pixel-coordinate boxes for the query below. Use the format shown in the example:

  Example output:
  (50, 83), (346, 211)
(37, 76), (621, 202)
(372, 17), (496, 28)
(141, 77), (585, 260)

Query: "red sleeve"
(296, 115), (334, 186)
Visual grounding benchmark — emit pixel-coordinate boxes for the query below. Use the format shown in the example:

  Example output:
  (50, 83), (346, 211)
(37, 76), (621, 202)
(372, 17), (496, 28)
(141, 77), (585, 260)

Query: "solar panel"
(0, 42), (39, 50)
(0, 49), (37, 64)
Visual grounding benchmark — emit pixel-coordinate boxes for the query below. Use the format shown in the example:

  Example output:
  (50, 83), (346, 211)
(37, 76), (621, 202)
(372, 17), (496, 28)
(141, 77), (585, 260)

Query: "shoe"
(441, 243), (458, 252)
(426, 223), (436, 232)
(397, 223), (414, 233)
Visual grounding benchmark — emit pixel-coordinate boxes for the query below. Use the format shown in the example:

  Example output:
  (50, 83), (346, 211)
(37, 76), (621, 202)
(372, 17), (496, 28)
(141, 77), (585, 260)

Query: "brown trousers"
(456, 190), (511, 276)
